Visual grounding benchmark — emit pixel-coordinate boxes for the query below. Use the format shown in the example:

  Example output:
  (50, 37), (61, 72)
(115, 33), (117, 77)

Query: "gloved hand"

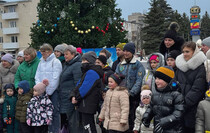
(46, 119), (51, 125)
(27, 119), (31, 126)
(154, 122), (163, 133)
(142, 118), (150, 128)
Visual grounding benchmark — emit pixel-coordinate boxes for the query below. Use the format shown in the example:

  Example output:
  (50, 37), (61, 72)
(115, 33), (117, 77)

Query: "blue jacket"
(70, 64), (103, 114)
(116, 57), (145, 97)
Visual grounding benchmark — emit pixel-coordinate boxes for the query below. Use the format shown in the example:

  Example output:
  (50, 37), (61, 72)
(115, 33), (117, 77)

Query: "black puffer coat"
(175, 50), (207, 129)
(142, 85), (184, 133)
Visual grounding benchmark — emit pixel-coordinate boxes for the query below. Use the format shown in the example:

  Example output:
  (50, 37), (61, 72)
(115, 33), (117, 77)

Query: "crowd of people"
(0, 21), (210, 133)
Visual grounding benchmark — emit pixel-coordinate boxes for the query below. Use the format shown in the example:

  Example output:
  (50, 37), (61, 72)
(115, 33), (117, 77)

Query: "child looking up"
(99, 74), (129, 133)
(16, 80), (33, 133)
(133, 89), (153, 133)
(3, 83), (19, 133)
(142, 66), (184, 133)
(166, 50), (181, 72)
(27, 79), (53, 133)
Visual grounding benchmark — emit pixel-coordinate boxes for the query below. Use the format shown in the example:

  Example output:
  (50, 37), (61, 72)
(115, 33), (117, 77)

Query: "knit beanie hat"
(167, 50), (181, 60)
(17, 50), (24, 57)
(140, 90), (152, 101)
(202, 36), (210, 47)
(33, 82), (47, 95)
(109, 74), (125, 85)
(4, 83), (15, 91)
(164, 22), (179, 42)
(77, 47), (82, 54)
(54, 44), (65, 54)
(18, 80), (30, 94)
(82, 51), (97, 64)
(97, 55), (107, 65)
(149, 55), (159, 63)
(123, 43), (135, 54)
(1, 53), (13, 64)
(116, 43), (126, 50)
(155, 66), (175, 84)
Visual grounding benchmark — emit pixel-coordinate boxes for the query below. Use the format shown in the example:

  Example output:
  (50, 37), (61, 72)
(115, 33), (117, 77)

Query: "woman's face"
(54, 51), (62, 58)
(183, 47), (194, 61)
(164, 38), (175, 48)
(2, 60), (11, 68)
(24, 53), (32, 62)
(64, 51), (75, 62)
(40, 50), (51, 60)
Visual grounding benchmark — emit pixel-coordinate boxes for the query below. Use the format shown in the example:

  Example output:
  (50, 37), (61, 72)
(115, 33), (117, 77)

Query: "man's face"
(116, 48), (124, 58)
(123, 50), (133, 59)
(201, 44), (210, 54)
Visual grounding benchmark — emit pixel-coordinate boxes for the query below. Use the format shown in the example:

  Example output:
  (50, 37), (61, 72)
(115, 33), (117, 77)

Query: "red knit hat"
(149, 55), (159, 63)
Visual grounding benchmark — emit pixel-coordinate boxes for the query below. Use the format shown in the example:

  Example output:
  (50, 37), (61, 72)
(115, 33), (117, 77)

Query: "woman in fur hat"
(159, 22), (184, 61)
(175, 41), (207, 133)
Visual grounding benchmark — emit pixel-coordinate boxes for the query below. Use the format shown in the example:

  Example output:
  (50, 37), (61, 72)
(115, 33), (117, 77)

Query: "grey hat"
(82, 51), (97, 64)
(54, 45), (65, 54)
(202, 36), (210, 47)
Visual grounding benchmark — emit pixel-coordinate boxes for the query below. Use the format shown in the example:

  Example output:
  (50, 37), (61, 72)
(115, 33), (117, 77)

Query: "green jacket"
(14, 57), (40, 89)
(3, 94), (17, 118)
(15, 89), (33, 123)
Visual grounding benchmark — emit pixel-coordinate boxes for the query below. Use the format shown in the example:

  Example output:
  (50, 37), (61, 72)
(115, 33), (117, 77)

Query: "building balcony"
(3, 42), (19, 50)
(2, 12), (19, 20)
(2, 27), (19, 35)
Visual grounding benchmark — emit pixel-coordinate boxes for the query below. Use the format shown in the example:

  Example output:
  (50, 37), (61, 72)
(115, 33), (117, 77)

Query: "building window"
(8, 6), (15, 13)
(0, 37), (3, 43)
(11, 36), (18, 42)
(9, 21), (16, 28)
(0, 22), (2, 29)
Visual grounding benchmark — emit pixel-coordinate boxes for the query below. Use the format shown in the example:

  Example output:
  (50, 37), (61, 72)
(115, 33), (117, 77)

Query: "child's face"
(142, 97), (150, 105)
(155, 78), (168, 89)
(108, 77), (118, 89)
(33, 90), (39, 96)
(18, 88), (23, 95)
(150, 60), (158, 69)
(95, 59), (104, 68)
(166, 58), (176, 68)
(6, 89), (14, 96)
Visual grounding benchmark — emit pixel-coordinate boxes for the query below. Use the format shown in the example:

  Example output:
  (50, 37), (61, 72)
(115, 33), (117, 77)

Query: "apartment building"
(0, 0), (39, 55)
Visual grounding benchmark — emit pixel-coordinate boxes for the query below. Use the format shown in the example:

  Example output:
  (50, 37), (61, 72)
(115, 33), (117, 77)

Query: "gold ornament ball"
(85, 31), (88, 34)
(45, 30), (47, 33)
(78, 30), (81, 33)
(92, 26), (95, 29)
(88, 29), (91, 32)
(70, 21), (73, 24)
(51, 29), (54, 32)
(75, 27), (78, 30)
(81, 31), (84, 34)
(72, 24), (75, 27)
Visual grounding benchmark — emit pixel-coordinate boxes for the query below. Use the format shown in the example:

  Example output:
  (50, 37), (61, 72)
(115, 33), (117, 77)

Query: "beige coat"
(99, 86), (129, 132)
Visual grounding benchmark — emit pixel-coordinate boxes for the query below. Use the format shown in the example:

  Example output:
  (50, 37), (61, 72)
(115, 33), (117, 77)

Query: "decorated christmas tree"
(30, 0), (127, 49)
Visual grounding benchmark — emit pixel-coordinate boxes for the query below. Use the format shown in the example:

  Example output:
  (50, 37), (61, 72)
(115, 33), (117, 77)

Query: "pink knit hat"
(149, 55), (159, 63)
(140, 90), (152, 101)
(33, 79), (49, 95)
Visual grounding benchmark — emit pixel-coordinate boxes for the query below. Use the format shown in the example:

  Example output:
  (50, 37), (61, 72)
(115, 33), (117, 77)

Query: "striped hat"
(155, 66), (175, 83)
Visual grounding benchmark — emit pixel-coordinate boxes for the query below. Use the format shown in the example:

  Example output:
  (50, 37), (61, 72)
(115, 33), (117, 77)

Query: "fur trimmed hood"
(176, 50), (206, 72)
(147, 53), (164, 71)
(0, 60), (19, 76)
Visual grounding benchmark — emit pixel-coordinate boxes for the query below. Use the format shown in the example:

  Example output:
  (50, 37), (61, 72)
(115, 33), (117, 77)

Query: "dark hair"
(181, 41), (196, 52)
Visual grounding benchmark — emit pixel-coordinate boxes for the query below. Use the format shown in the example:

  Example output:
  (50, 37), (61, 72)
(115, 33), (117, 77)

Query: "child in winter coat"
(195, 82), (210, 133)
(15, 80), (33, 133)
(3, 83), (19, 133)
(0, 89), (4, 132)
(142, 66), (184, 133)
(133, 89), (153, 133)
(142, 53), (164, 93)
(99, 74), (129, 133)
(27, 79), (53, 133)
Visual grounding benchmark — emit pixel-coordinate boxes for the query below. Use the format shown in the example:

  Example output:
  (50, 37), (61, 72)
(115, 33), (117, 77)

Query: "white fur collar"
(121, 56), (137, 64)
(176, 51), (206, 72)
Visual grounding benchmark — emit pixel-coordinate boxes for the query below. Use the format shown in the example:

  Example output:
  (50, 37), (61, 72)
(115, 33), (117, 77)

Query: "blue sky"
(116, 0), (210, 20)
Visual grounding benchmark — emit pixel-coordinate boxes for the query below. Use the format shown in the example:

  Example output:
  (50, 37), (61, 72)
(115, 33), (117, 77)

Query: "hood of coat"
(176, 50), (206, 72)
(0, 59), (19, 76)
(147, 53), (165, 71)
(65, 53), (81, 66)
(159, 36), (184, 55)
